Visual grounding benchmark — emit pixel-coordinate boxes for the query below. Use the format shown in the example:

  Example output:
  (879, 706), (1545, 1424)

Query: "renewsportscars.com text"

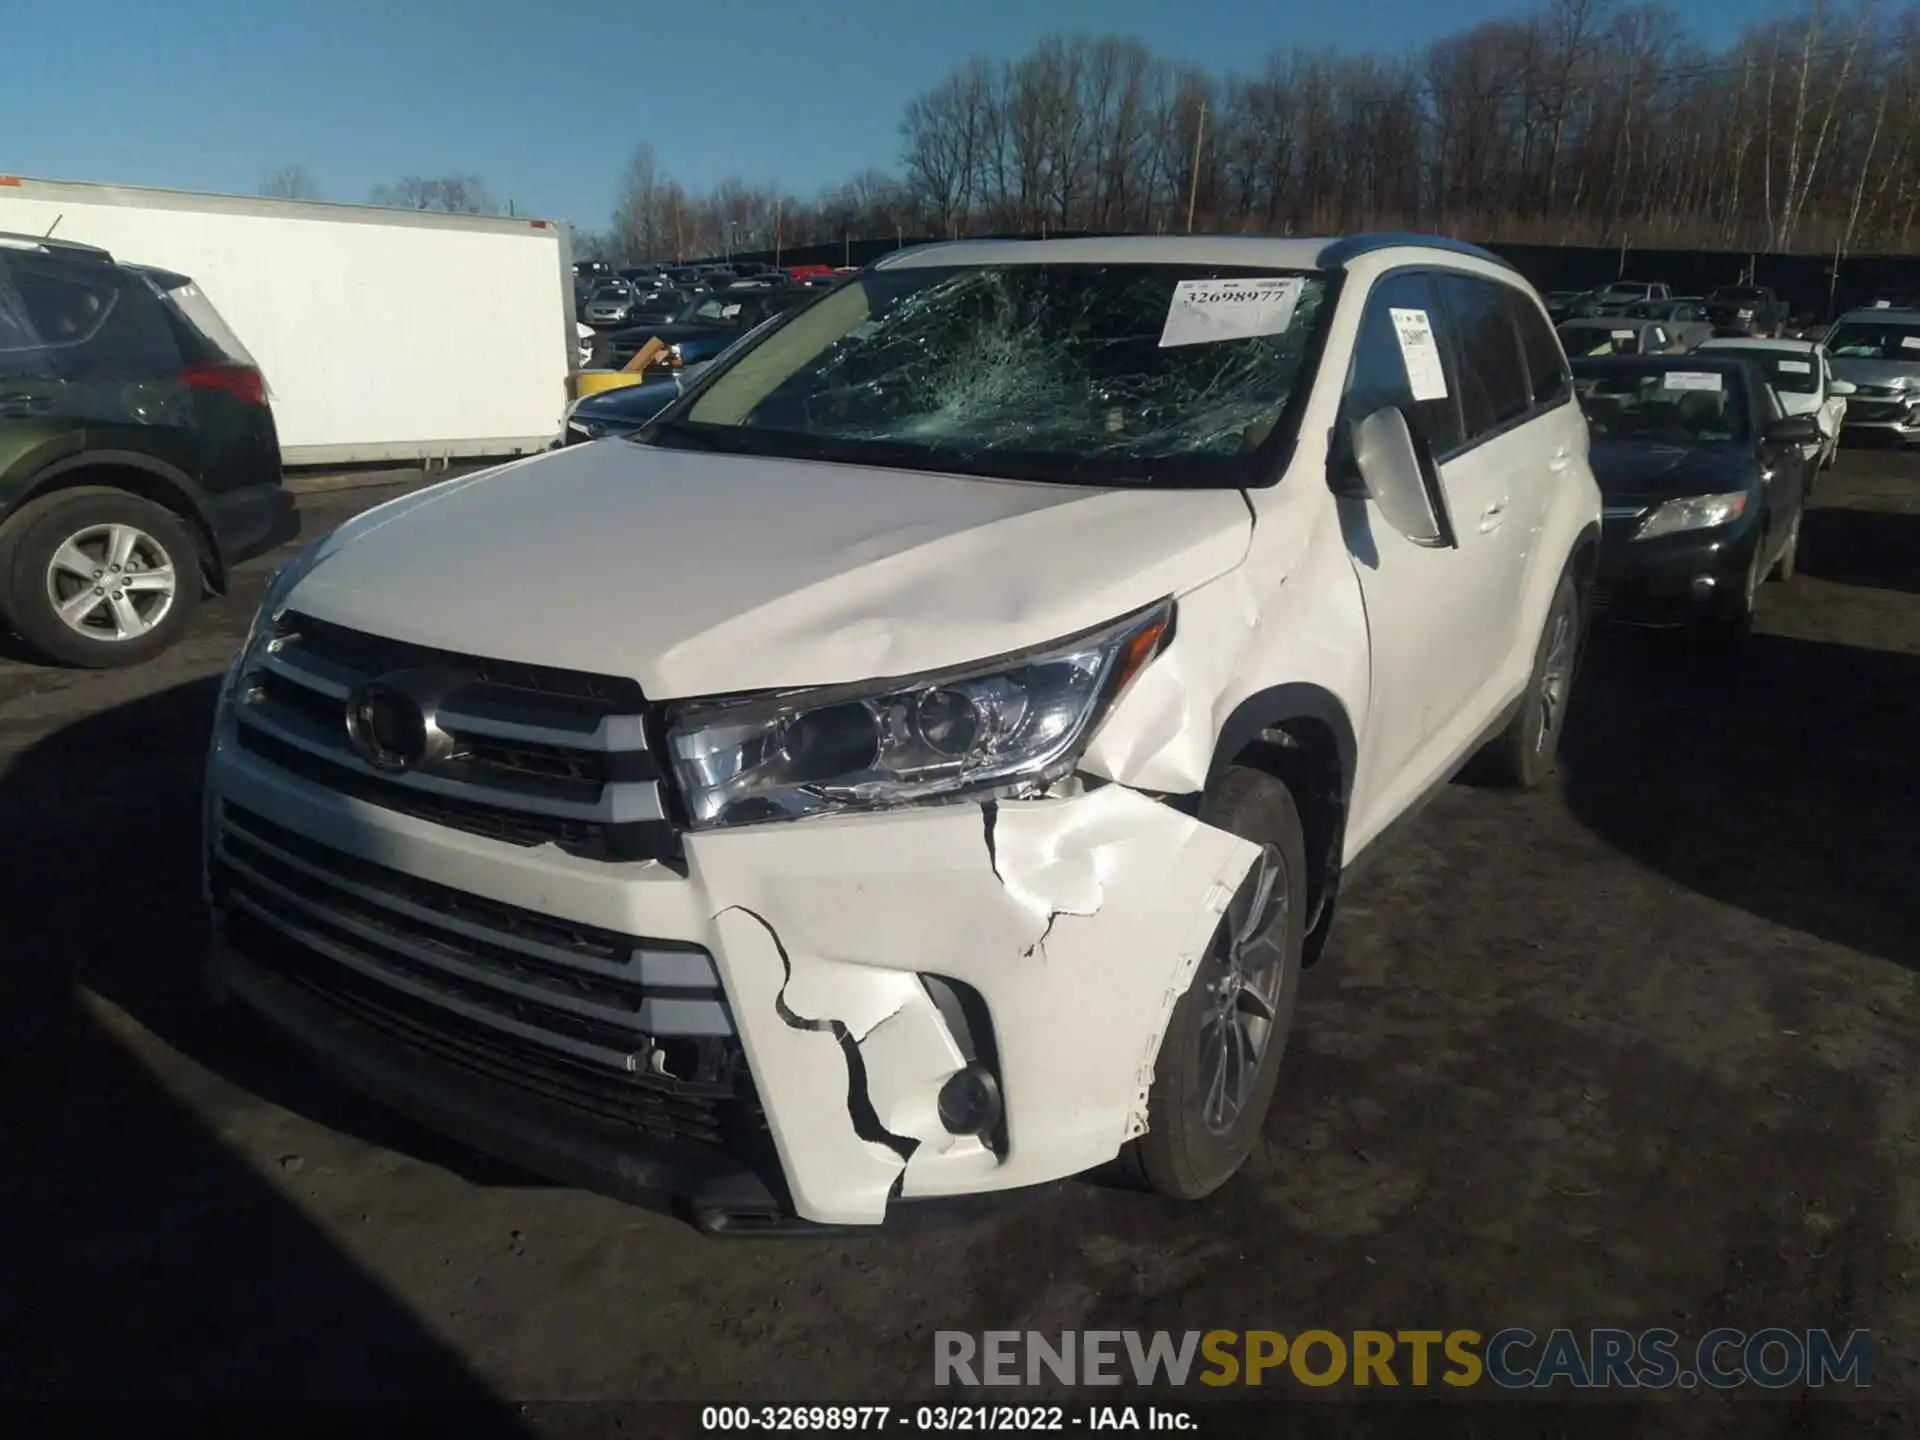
(934, 1328), (1872, 1391)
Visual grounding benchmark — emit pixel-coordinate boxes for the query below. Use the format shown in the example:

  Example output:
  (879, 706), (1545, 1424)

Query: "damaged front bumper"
(206, 742), (1259, 1229)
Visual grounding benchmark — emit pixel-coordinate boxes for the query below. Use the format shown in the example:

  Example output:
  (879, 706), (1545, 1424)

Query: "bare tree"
(608, 0), (1920, 259)
(259, 165), (322, 201)
(368, 175), (497, 214)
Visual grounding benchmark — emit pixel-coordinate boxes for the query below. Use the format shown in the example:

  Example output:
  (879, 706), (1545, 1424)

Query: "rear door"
(1336, 269), (1511, 845)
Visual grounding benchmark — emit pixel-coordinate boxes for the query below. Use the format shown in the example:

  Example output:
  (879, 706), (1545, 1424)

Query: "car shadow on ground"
(1561, 624), (1919, 971)
(0, 673), (532, 1414)
(1799, 500), (1920, 596)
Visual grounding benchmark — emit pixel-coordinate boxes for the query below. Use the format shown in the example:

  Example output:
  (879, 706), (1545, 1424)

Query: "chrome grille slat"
(222, 852), (731, 1038)
(227, 890), (651, 1071)
(219, 815), (659, 985)
(233, 697), (665, 825)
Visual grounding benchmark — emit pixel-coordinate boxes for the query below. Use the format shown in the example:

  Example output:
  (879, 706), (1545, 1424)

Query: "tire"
(2, 489), (202, 668)
(1124, 766), (1307, 1200)
(1768, 505), (1801, 582)
(1477, 571), (1582, 790)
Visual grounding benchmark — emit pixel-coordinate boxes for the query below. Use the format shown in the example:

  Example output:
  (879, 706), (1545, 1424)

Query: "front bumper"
(1594, 520), (1759, 625)
(1840, 400), (1920, 443)
(204, 731), (1257, 1228)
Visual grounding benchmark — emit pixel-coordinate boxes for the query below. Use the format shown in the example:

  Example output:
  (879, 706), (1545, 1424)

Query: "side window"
(0, 257), (180, 380)
(1509, 288), (1571, 408)
(1433, 273), (1530, 442)
(1341, 271), (1464, 457)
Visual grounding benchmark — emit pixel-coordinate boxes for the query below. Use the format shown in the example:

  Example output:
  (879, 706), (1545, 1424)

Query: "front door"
(1334, 269), (1514, 853)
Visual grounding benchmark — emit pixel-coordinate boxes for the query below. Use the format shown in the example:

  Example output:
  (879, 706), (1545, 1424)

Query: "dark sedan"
(560, 362), (713, 444)
(1572, 355), (1820, 639)
(601, 288), (815, 369)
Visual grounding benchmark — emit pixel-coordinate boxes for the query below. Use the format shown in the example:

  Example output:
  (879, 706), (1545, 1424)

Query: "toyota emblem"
(344, 671), (463, 773)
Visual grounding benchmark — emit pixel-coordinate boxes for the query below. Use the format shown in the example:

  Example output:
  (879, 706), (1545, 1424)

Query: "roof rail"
(0, 230), (115, 261)
(1315, 233), (1514, 273)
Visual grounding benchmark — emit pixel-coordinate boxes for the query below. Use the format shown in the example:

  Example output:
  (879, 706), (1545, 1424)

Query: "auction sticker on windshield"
(1776, 360), (1811, 372)
(1159, 277), (1304, 348)
(1389, 307), (1449, 401)
(1902, 335), (1920, 351)
(1662, 372), (1724, 391)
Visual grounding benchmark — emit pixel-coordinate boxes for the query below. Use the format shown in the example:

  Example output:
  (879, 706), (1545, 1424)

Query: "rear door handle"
(1548, 448), (1572, 472)
(1479, 501), (1508, 533)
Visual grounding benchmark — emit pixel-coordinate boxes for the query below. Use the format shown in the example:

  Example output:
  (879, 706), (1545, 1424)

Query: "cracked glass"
(653, 263), (1332, 488)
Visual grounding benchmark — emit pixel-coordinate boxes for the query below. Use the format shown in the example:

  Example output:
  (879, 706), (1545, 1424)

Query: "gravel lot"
(2, 453), (1916, 1426)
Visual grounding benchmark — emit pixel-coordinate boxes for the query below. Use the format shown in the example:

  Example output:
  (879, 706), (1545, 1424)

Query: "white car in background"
(1695, 336), (1854, 472)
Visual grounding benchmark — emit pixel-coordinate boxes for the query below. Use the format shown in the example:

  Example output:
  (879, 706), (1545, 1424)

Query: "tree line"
(260, 0), (1919, 261)
(596, 0), (1919, 262)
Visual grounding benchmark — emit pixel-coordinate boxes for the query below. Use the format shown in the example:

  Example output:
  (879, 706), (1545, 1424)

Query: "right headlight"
(665, 601), (1173, 829)
(1634, 491), (1749, 541)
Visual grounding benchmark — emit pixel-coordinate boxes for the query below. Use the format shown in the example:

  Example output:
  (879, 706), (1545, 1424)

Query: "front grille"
(214, 804), (763, 1152)
(231, 612), (678, 863)
(1846, 398), (1915, 422)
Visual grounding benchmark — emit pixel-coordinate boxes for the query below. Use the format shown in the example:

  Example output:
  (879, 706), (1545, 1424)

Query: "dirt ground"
(1, 454), (1916, 1428)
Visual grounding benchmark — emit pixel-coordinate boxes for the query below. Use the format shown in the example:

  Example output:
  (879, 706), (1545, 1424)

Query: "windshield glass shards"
(655, 263), (1333, 487)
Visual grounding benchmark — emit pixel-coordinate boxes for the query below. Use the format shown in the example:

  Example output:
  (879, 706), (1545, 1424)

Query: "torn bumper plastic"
(206, 739), (1259, 1227)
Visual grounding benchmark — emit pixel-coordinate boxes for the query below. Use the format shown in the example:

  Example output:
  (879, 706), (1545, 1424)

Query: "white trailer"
(0, 174), (575, 466)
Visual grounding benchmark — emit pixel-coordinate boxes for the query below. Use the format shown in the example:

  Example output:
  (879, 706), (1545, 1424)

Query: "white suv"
(205, 236), (1601, 1231)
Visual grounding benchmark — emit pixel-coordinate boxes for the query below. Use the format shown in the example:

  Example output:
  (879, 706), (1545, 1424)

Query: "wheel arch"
(1205, 683), (1357, 968)
(0, 452), (225, 593)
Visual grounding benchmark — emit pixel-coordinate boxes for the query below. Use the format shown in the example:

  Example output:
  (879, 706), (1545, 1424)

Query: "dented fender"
(687, 787), (1260, 1225)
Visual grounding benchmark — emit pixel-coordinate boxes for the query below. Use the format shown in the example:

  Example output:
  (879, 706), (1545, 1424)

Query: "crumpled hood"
(286, 443), (1253, 698)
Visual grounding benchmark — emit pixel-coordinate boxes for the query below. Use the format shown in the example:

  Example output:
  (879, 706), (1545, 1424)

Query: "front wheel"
(1, 489), (201, 668)
(1124, 766), (1307, 1200)
(1768, 505), (1802, 582)
(1477, 572), (1582, 789)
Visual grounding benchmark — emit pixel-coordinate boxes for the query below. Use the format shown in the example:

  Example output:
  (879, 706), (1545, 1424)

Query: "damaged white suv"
(205, 235), (1601, 1231)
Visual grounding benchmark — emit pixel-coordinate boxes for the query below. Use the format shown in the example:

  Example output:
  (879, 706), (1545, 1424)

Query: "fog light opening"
(937, 1064), (1003, 1138)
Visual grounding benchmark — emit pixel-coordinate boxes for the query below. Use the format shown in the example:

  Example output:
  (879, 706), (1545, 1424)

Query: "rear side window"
(0, 255), (181, 378)
(1434, 273), (1531, 442)
(1509, 290), (1571, 408)
(1341, 271), (1464, 456)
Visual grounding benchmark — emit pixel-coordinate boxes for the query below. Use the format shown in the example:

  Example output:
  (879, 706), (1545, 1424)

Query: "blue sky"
(5, 0), (1782, 232)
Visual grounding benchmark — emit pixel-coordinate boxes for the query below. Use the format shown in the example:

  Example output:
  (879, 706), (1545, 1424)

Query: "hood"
(1829, 358), (1919, 389)
(1588, 439), (1756, 503)
(284, 443), (1253, 700)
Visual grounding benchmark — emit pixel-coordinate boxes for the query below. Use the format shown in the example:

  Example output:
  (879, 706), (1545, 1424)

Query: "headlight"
(665, 601), (1174, 828)
(1634, 491), (1749, 540)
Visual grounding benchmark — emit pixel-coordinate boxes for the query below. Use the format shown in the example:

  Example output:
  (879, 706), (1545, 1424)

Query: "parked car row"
(573, 261), (855, 326)
(1547, 281), (1791, 339)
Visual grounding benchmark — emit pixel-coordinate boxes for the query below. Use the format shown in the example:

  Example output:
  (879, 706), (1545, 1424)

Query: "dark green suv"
(0, 233), (297, 667)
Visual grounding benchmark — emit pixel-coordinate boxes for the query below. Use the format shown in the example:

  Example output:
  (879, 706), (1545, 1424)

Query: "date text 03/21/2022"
(701, 1406), (1193, 1432)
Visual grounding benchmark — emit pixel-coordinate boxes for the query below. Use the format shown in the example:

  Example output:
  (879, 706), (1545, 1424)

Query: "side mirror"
(1767, 414), (1821, 445)
(1829, 379), (1857, 397)
(1350, 406), (1454, 548)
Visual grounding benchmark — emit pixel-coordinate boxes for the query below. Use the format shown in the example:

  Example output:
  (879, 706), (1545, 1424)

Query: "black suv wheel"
(0, 489), (201, 667)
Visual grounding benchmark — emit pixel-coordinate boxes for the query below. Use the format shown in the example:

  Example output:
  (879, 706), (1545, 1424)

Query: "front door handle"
(1479, 501), (1508, 533)
(1548, 448), (1572, 473)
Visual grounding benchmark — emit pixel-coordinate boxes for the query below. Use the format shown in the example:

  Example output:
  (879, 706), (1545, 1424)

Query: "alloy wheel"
(43, 523), (178, 642)
(1535, 603), (1577, 753)
(1197, 842), (1291, 1135)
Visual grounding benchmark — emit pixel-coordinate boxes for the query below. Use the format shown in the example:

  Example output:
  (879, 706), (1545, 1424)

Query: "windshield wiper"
(643, 417), (740, 452)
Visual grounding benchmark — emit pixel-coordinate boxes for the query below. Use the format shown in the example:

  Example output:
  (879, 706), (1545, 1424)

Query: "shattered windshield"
(653, 263), (1332, 487)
